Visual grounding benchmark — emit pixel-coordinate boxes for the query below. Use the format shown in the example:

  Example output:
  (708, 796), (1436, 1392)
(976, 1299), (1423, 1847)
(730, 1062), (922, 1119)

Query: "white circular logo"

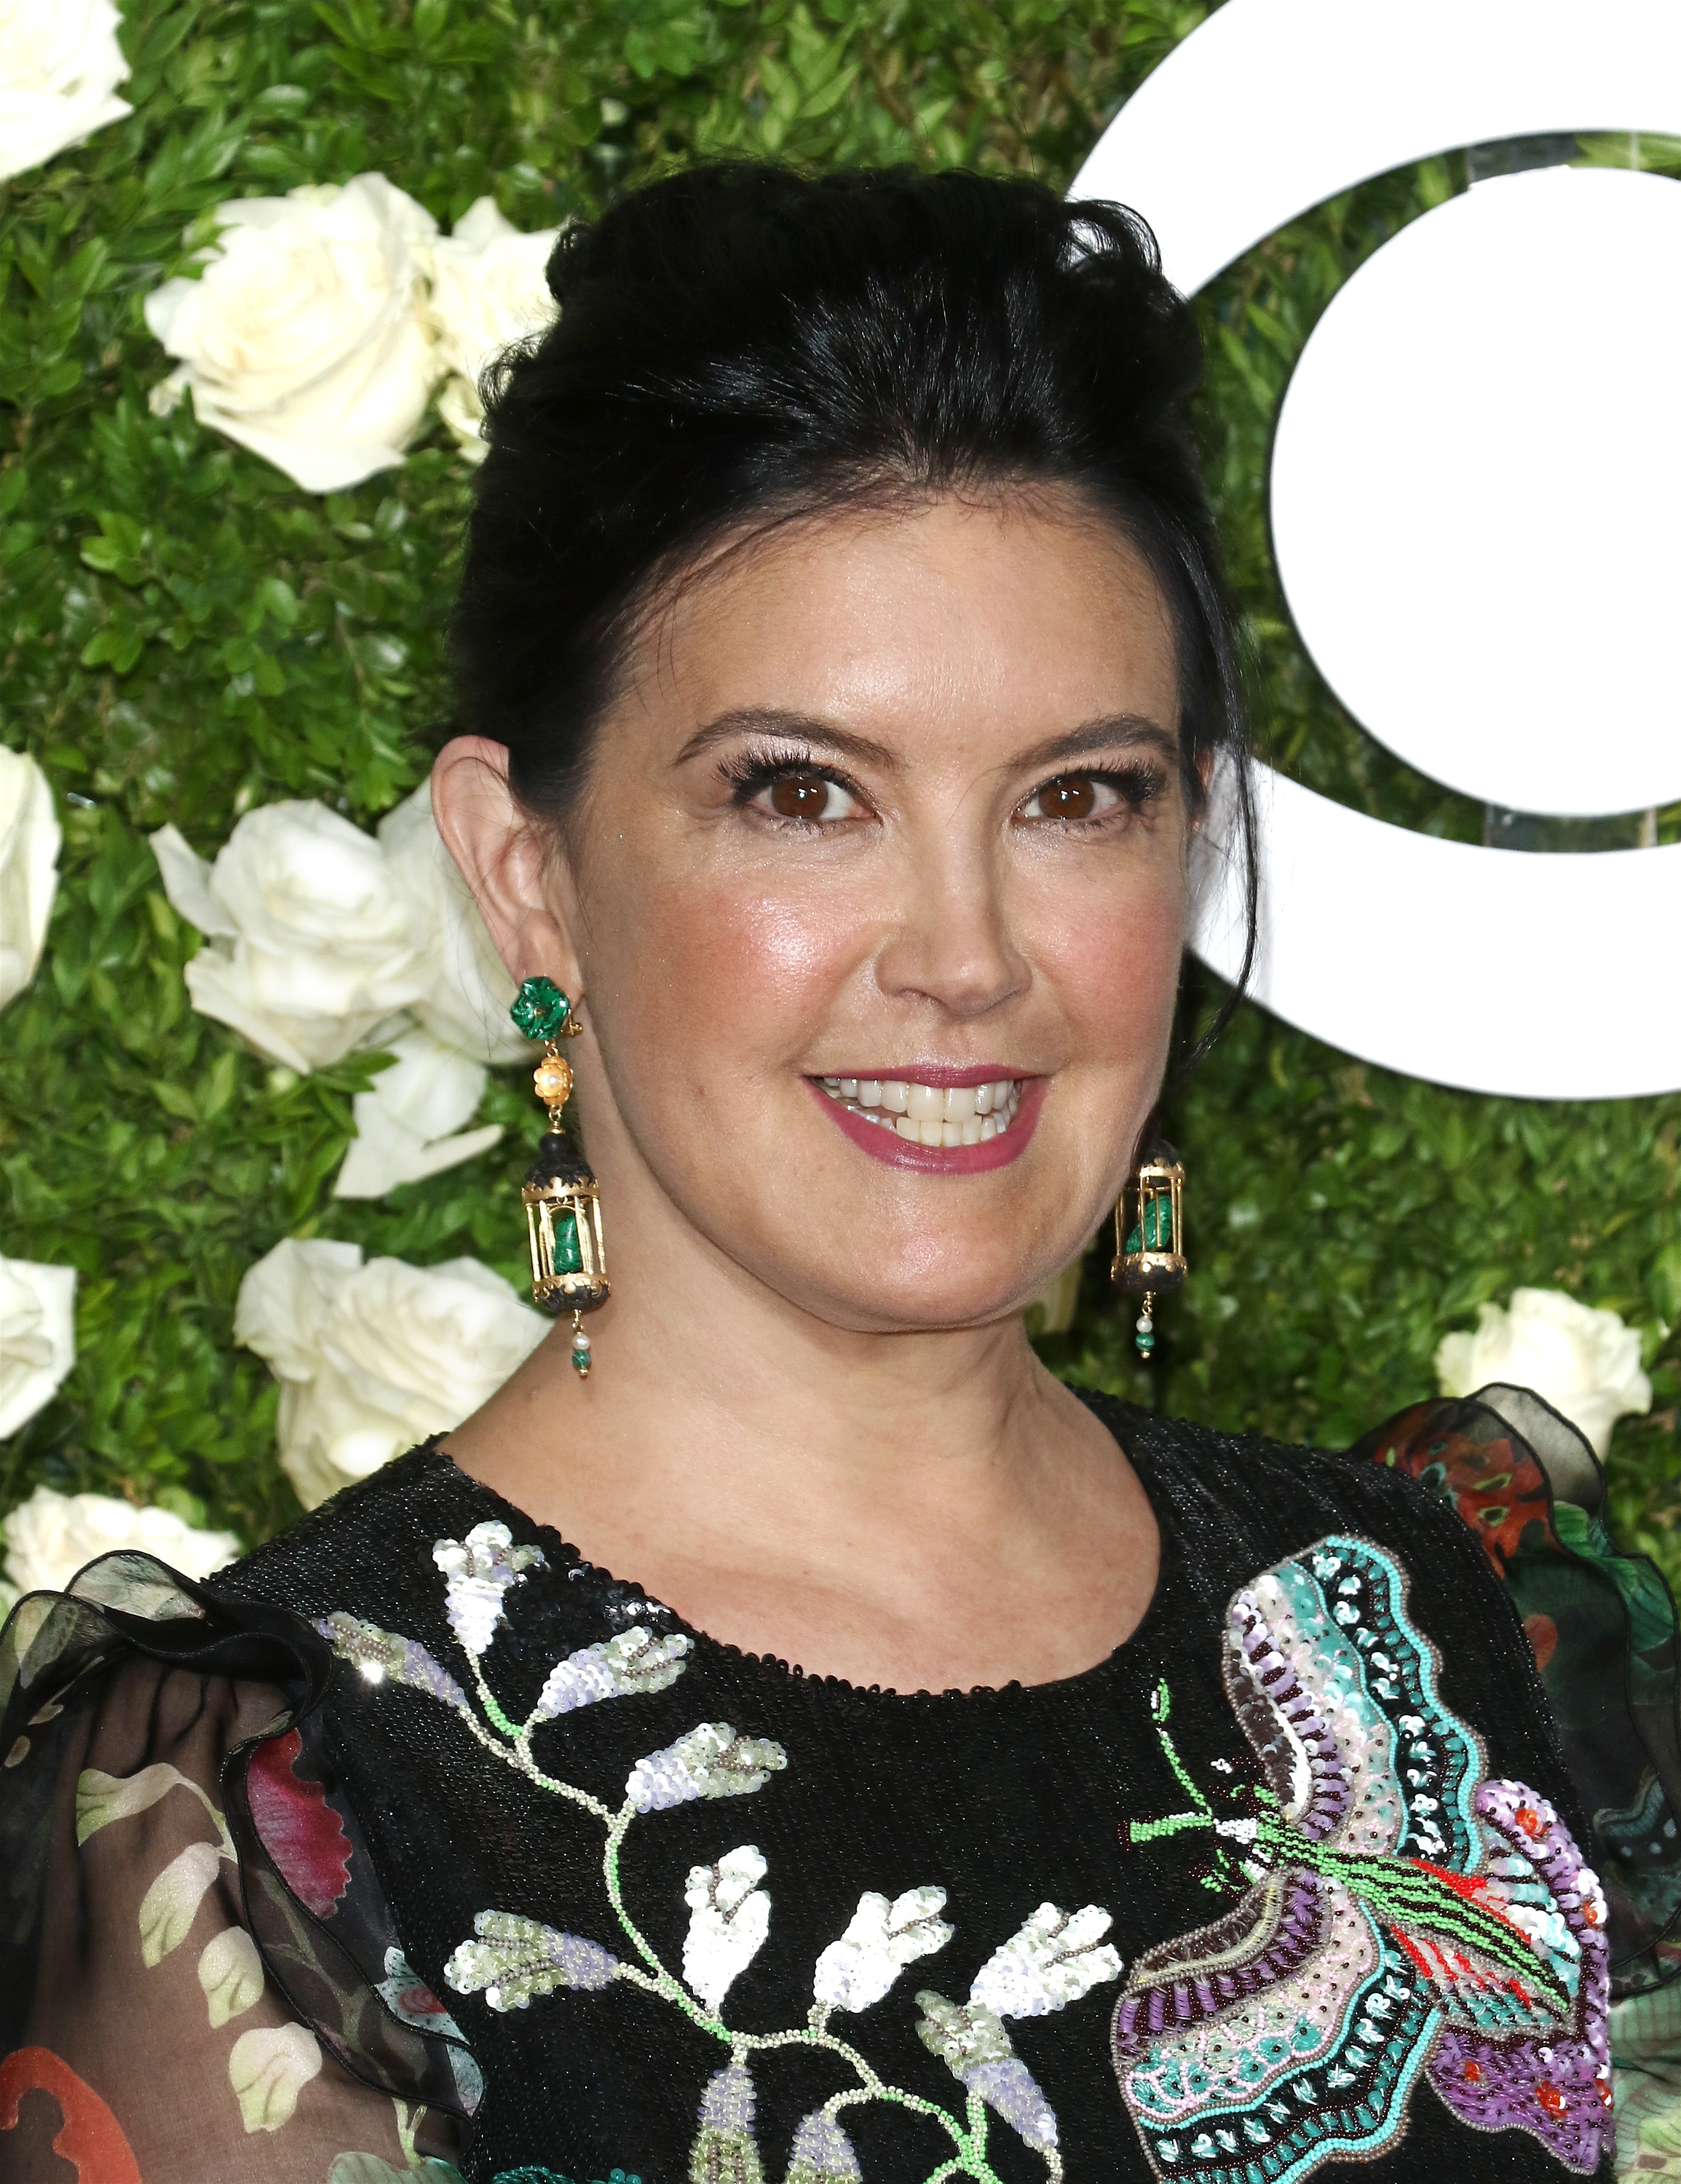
(1073, 0), (1681, 1097)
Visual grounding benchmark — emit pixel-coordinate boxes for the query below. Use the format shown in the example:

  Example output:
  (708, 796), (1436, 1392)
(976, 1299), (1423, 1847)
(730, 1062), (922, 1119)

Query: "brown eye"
(1017, 770), (1131, 824)
(769, 770), (834, 820)
(1039, 775), (1096, 820)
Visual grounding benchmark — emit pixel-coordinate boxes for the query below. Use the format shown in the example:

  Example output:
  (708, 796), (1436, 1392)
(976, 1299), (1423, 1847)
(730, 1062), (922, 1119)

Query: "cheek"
(594, 868), (868, 1087)
(1032, 859), (1189, 1058)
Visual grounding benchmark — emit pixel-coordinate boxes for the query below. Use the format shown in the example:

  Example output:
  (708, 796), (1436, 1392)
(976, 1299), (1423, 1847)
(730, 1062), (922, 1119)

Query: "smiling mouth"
(814, 1075), (1024, 1150)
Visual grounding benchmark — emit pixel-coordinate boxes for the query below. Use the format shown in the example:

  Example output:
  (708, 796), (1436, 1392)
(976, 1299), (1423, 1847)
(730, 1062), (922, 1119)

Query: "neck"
(444, 1122), (1158, 1690)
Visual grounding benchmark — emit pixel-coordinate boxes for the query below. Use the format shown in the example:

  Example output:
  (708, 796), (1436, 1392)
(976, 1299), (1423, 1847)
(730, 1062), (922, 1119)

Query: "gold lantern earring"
(1110, 1136), (1186, 1359)
(510, 976), (609, 1378)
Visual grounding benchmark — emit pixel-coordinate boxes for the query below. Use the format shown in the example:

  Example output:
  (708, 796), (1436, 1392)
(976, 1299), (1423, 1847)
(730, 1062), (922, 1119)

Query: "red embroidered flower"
(1363, 1409), (1558, 1574)
(0, 2048), (141, 2184)
(1523, 1615), (1558, 1674)
(246, 1728), (352, 1918)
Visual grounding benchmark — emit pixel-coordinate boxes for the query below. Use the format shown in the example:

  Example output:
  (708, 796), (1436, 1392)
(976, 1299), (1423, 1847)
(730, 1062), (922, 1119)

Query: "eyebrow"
(674, 706), (1179, 775)
(673, 708), (900, 771)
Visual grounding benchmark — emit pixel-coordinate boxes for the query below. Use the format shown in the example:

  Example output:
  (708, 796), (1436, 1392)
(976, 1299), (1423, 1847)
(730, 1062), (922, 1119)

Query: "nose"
(871, 829), (1030, 1021)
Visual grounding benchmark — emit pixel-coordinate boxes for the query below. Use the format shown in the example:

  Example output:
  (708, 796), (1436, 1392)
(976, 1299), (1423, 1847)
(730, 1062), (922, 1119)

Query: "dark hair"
(449, 162), (1256, 1048)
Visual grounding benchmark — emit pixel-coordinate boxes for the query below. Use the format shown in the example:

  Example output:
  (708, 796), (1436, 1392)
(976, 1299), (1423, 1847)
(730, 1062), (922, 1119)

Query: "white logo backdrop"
(1072, 0), (1681, 1099)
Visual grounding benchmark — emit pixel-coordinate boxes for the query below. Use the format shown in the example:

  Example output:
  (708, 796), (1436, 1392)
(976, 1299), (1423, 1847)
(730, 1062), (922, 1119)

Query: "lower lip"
(809, 1077), (1046, 1174)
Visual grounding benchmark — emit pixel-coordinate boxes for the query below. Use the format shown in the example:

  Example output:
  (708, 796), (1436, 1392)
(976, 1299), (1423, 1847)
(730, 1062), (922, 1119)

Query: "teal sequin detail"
(494, 2170), (640, 2184)
(1112, 1535), (1613, 2184)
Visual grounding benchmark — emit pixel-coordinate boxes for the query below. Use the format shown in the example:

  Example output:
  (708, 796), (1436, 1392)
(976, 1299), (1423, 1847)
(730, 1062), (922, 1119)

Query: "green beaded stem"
(510, 975), (572, 1042)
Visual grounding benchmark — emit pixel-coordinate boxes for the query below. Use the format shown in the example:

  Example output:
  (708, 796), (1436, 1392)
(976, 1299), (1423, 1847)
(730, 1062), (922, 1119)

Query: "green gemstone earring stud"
(510, 973), (573, 1043)
(509, 977), (609, 1377)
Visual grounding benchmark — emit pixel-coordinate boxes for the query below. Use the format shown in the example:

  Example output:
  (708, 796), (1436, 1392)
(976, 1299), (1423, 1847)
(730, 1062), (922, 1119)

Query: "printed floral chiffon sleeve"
(0, 1554), (467, 2183)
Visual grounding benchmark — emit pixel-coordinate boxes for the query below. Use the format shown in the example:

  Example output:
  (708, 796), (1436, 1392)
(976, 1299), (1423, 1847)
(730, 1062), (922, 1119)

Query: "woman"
(0, 165), (1648, 2183)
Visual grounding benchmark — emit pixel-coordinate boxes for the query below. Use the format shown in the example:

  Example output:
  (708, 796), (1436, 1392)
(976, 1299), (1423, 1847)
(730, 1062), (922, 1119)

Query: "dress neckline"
(426, 1392), (1176, 1706)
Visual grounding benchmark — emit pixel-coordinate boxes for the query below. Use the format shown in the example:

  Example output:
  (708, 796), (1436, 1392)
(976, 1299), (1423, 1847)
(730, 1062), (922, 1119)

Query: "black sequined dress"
(4, 1390), (1669, 2183)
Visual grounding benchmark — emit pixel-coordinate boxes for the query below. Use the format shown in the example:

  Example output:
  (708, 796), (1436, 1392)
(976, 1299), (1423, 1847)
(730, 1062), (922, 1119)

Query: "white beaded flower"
(682, 1845), (770, 2010)
(812, 1886), (952, 2012)
(914, 1994), (1059, 2155)
(968, 1900), (1123, 2018)
(432, 1521), (545, 1658)
(625, 1722), (788, 1813)
(533, 1626), (691, 1719)
(445, 1910), (617, 2013)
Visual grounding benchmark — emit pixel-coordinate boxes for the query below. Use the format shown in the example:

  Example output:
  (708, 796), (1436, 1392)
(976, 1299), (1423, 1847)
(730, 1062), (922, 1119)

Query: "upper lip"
(809, 1064), (1037, 1088)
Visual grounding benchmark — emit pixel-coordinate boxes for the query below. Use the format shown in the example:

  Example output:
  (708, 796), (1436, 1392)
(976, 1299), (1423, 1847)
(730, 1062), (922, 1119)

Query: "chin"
(813, 1244), (1061, 1337)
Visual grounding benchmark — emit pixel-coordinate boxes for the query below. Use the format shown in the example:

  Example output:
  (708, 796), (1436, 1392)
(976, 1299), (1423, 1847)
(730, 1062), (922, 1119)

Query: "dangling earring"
(1110, 1137), (1187, 1360)
(510, 976), (609, 1379)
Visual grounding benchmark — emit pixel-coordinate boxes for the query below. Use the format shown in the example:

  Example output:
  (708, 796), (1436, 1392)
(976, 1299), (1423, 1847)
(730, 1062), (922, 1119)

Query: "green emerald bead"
(553, 1211), (582, 1275)
(571, 1347), (592, 1369)
(510, 976), (571, 1042)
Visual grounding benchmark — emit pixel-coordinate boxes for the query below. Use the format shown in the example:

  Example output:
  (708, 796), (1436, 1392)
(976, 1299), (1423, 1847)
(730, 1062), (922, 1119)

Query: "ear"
(430, 737), (584, 992)
(1188, 741), (1217, 837)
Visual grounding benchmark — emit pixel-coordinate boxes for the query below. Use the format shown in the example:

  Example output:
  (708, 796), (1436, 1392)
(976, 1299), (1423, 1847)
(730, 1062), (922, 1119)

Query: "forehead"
(624, 490), (1182, 756)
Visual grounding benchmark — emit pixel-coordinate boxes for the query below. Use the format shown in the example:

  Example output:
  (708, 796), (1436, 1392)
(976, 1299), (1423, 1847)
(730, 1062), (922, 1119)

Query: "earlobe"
(430, 736), (581, 990)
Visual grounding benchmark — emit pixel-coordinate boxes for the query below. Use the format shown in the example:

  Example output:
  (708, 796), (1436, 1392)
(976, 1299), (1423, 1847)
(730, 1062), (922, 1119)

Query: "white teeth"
(816, 1074), (1024, 1147)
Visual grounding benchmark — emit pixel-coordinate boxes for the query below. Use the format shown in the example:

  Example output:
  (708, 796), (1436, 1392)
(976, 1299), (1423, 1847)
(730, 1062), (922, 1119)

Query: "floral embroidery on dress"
(0, 2046), (142, 2182)
(72, 1751), (329, 2136)
(1112, 1535), (1613, 2183)
(247, 1725), (354, 1918)
(319, 1530), (1124, 2182)
(490, 2169), (641, 2183)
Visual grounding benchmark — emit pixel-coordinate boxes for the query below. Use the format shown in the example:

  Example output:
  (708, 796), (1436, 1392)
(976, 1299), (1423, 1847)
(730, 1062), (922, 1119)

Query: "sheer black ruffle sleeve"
(0, 1550), (470, 2181)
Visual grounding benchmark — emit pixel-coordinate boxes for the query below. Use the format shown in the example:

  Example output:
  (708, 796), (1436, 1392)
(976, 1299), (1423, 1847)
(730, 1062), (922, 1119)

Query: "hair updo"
(448, 161), (1255, 1010)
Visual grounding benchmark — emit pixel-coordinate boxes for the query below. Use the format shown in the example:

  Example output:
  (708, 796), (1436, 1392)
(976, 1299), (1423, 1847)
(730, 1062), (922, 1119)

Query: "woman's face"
(463, 489), (1193, 1334)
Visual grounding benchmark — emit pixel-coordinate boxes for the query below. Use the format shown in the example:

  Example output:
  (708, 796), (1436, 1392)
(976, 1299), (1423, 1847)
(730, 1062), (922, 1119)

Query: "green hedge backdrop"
(4, 0), (1679, 1573)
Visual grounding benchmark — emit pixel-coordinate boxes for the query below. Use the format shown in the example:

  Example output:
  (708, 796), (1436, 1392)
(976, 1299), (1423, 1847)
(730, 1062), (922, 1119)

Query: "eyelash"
(719, 745), (866, 827)
(1022, 762), (1165, 827)
(717, 745), (1166, 830)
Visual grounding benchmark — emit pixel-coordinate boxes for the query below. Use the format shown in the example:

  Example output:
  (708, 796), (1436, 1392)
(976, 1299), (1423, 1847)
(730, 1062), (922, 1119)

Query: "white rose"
(144, 174), (443, 494)
(0, 0), (131, 184)
(0, 746), (60, 1015)
(234, 1238), (547, 1509)
(0, 1254), (75, 1439)
(378, 781), (526, 1063)
(332, 1025), (502, 1200)
(1435, 1286), (1653, 1457)
(424, 197), (561, 462)
(151, 802), (427, 1072)
(0, 1485), (239, 1607)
